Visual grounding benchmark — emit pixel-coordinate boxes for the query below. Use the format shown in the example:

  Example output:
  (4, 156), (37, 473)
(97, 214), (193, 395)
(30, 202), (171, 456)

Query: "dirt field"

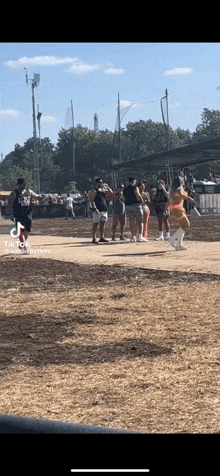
(1, 214), (220, 434)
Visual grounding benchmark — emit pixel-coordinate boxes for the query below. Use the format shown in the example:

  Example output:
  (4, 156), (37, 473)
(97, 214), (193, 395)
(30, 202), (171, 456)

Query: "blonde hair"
(168, 176), (183, 201)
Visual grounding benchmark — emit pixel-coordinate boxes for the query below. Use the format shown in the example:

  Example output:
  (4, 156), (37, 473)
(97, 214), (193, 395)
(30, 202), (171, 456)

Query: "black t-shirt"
(154, 188), (167, 204)
(123, 184), (139, 205)
(12, 189), (31, 218)
(94, 188), (108, 212)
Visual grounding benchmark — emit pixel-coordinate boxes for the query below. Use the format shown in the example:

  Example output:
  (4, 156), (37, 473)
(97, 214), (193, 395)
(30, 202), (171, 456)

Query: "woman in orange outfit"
(168, 176), (194, 250)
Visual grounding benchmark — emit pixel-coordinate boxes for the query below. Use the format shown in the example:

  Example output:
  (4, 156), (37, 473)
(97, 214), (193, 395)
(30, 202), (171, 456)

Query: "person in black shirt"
(153, 179), (170, 241)
(8, 178), (42, 253)
(123, 177), (146, 242)
(89, 178), (113, 243)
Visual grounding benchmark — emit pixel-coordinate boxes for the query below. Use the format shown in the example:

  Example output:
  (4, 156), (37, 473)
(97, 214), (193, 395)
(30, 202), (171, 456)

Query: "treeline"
(1, 108), (220, 193)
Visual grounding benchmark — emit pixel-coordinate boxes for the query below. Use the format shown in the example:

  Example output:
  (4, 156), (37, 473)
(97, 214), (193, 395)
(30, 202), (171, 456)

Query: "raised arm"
(134, 186), (144, 204)
(29, 189), (42, 201)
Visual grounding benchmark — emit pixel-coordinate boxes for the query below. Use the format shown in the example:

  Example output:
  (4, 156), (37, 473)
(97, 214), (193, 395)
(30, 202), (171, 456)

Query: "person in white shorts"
(89, 178), (113, 243)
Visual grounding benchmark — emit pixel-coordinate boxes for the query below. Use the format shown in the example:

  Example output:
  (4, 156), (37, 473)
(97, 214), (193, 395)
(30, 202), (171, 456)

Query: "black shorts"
(15, 212), (32, 233)
(154, 203), (170, 219)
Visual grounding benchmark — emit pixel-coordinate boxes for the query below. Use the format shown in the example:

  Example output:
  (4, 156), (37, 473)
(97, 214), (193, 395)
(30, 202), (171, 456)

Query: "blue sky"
(1, 42), (220, 159)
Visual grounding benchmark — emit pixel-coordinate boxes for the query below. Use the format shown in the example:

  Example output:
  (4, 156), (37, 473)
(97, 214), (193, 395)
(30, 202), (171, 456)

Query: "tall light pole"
(118, 93), (121, 164)
(24, 68), (40, 193)
(71, 100), (76, 174)
(160, 88), (173, 185)
(37, 105), (43, 170)
(94, 113), (99, 134)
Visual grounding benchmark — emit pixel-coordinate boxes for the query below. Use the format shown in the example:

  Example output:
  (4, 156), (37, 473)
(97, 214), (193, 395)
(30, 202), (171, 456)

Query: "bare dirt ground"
(1, 213), (220, 434)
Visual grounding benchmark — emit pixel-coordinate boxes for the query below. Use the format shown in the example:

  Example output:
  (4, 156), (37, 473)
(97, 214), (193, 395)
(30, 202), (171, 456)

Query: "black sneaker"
(99, 238), (109, 243)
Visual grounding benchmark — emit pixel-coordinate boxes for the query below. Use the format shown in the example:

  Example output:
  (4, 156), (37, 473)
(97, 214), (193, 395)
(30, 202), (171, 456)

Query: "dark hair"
(129, 177), (135, 183)
(17, 178), (26, 185)
(95, 177), (102, 184)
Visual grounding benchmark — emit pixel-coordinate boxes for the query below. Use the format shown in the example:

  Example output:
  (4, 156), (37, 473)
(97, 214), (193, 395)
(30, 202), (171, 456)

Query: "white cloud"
(0, 109), (19, 117)
(66, 58), (101, 74)
(4, 55), (126, 77)
(5, 55), (102, 75)
(41, 116), (57, 123)
(164, 67), (194, 76)
(5, 56), (74, 69)
(105, 67), (125, 75)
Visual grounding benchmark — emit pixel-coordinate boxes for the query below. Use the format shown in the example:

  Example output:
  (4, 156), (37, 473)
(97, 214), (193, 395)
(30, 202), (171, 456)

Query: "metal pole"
(71, 100), (76, 174)
(118, 93), (121, 164)
(24, 69), (40, 193)
(165, 89), (170, 151)
(37, 105), (43, 170)
(32, 82), (37, 146)
(32, 82), (40, 193)
(165, 88), (172, 185)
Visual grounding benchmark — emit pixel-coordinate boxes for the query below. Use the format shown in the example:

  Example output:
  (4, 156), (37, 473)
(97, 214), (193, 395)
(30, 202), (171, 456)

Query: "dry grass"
(1, 256), (220, 433)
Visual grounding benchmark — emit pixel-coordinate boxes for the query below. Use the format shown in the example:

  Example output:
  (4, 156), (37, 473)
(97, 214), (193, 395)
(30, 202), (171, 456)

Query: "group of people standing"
(7, 174), (194, 254)
(88, 175), (194, 250)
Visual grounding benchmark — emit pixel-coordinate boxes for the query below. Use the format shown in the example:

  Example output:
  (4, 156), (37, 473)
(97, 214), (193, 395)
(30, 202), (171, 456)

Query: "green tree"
(0, 164), (33, 190)
(192, 108), (220, 142)
(56, 125), (116, 191)
(0, 137), (60, 193)
(174, 127), (192, 145)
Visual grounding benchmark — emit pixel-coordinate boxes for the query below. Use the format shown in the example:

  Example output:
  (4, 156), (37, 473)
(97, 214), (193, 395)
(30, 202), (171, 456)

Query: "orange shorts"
(169, 204), (186, 214)
(169, 203), (186, 221)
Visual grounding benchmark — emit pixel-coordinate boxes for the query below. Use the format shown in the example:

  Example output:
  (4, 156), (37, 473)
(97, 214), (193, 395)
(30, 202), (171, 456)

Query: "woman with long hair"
(168, 176), (194, 250)
(136, 182), (151, 240)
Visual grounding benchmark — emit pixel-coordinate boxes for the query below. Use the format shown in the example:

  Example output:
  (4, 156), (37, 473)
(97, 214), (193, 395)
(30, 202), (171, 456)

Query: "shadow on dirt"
(0, 310), (172, 369)
(104, 250), (174, 258)
(1, 258), (220, 295)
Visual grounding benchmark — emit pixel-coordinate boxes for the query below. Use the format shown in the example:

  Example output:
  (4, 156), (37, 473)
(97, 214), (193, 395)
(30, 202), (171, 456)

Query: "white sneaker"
(164, 232), (170, 241)
(170, 228), (187, 250)
(169, 230), (179, 249)
(130, 236), (137, 242)
(138, 235), (148, 242)
(178, 243), (188, 250)
(156, 233), (164, 241)
(176, 229), (188, 250)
